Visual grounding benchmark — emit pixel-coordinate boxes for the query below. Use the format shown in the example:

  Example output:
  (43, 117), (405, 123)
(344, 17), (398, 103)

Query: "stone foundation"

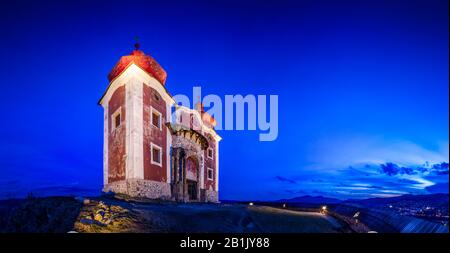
(104, 179), (219, 203)
(103, 179), (171, 200)
(205, 189), (219, 203)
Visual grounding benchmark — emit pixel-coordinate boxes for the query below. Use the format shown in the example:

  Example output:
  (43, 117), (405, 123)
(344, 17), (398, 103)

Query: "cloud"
(380, 163), (411, 176)
(306, 136), (449, 170)
(431, 162), (449, 175)
(379, 162), (449, 177)
(275, 176), (297, 184)
(336, 182), (385, 189)
(277, 161), (448, 199)
(271, 137), (448, 200)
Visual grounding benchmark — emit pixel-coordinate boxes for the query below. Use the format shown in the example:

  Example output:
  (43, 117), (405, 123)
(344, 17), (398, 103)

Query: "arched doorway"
(186, 156), (198, 200)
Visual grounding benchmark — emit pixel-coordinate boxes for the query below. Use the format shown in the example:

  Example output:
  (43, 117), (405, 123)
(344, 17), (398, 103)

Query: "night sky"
(0, 0), (448, 200)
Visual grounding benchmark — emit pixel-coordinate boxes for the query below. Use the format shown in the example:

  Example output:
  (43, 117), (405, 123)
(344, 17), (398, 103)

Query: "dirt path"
(247, 206), (343, 233)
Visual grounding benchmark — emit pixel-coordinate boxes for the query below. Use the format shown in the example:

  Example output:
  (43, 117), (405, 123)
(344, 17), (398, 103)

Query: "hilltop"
(0, 195), (347, 233)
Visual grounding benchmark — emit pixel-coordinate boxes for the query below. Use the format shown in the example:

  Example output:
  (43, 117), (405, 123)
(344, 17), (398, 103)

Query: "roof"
(108, 48), (167, 85)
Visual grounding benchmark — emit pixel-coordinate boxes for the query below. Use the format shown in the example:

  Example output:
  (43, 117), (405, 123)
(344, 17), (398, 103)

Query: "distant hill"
(277, 193), (449, 207)
(345, 193), (449, 207)
(278, 195), (342, 204)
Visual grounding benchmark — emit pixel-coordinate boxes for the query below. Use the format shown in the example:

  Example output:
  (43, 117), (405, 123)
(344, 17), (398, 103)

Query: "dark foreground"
(0, 196), (351, 233)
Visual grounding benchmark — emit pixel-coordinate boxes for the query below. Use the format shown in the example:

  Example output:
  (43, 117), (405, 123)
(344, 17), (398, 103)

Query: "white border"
(103, 103), (109, 185)
(200, 154), (204, 189)
(215, 140), (219, 191)
(125, 77), (144, 179)
(150, 142), (163, 167)
(166, 129), (172, 183)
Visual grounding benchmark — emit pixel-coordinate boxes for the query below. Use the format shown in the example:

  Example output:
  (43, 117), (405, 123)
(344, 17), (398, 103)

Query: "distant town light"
(283, 204), (286, 208)
(322, 206), (327, 211)
(249, 202), (254, 206)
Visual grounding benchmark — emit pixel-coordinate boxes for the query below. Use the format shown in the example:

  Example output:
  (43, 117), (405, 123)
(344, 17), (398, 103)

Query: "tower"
(99, 44), (221, 202)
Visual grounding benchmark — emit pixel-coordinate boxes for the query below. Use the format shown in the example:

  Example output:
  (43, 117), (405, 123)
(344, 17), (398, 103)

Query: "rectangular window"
(207, 147), (213, 159)
(207, 167), (214, 180)
(152, 112), (160, 128)
(115, 113), (121, 128)
(152, 148), (160, 163)
(151, 143), (162, 167)
(151, 106), (162, 130)
(111, 107), (122, 132)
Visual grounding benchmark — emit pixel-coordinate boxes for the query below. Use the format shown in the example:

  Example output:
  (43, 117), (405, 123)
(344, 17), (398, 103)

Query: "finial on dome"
(134, 36), (140, 50)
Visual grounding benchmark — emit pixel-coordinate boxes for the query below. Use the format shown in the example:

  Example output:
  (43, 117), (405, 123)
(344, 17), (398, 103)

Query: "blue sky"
(0, 0), (448, 200)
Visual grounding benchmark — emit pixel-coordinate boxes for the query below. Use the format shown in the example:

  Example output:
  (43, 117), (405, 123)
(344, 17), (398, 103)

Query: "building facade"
(99, 44), (221, 202)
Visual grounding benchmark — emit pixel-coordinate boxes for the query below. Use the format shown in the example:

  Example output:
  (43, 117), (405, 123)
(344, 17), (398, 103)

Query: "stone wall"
(205, 189), (219, 203)
(103, 179), (171, 200)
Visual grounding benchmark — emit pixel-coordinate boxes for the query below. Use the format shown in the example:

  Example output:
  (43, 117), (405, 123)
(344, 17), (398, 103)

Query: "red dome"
(108, 49), (167, 85)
